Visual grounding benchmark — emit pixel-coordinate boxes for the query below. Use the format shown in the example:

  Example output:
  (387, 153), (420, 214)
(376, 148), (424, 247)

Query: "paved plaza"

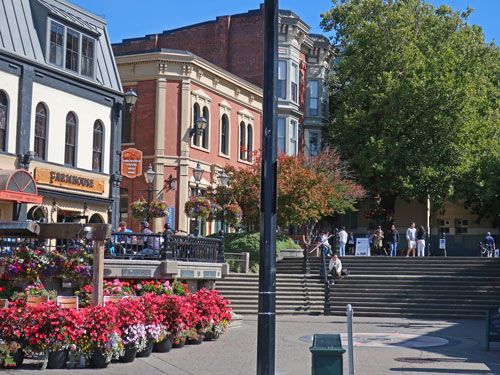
(11, 314), (500, 375)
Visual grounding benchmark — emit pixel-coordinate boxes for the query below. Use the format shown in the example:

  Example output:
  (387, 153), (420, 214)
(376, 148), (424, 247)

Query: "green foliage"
(211, 232), (301, 273)
(321, 0), (500, 211)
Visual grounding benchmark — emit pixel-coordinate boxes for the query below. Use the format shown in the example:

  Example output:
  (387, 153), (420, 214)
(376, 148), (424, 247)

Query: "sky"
(72, 0), (499, 45)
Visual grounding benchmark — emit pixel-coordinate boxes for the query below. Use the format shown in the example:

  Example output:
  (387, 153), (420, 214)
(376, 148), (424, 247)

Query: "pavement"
(8, 314), (500, 375)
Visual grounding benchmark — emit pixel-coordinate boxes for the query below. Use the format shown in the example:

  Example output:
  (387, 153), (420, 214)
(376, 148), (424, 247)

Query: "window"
(201, 106), (209, 149)
(121, 109), (131, 143)
(309, 132), (320, 156)
(309, 80), (319, 116)
(239, 122), (246, 160)
(49, 21), (64, 67)
(247, 125), (253, 161)
(0, 91), (7, 151)
(291, 63), (298, 103)
(193, 104), (200, 147)
(277, 118), (285, 154)
(278, 61), (287, 100)
(93, 121), (103, 171)
(81, 36), (95, 77)
(220, 114), (229, 155)
(65, 112), (77, 166)
(34, 103), (47, 159)
(119, 188), (128, 223)
(65, 29), (79, 72)
(278, 32), (287, 42)
(289, 120), (297, 156)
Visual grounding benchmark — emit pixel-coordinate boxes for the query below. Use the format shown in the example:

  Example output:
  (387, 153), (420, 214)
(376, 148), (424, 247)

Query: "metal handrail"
(320, 248), (331, 316)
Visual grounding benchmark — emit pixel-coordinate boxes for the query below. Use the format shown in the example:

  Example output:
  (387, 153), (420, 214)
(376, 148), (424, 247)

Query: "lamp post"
(145, 164), (155, 224)
(193, 162), (204, 236)
(218, 169), (230, 235)
(124, 89), (138, 113)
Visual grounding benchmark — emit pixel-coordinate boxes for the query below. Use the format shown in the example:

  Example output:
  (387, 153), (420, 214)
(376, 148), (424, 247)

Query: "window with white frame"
(246, 125), (253, 161)
(0, 91), (7, 152)
(201, 106), (209, 149)
(220, 114), (229, 156)
(278, 61), (287, 100)
(289, 120), (297, 156)
(239, 121), (246, 160)
(65, 112), (77, 166)
(309, 80), (319, 116)
(34, 103), (48, 160)
(93, 121), (103, 172)
(291, 63), (298, 103)
(277, 118), (285, 154)
(192, 103), (200, 147)
(47, 20), (96, 79)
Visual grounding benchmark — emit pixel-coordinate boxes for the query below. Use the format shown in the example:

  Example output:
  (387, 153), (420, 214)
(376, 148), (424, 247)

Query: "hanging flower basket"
(363, 207), (392, 220)
(184, 196), (215, 220)
(220, 201), (243, 226)
(131, 198), (168, 220)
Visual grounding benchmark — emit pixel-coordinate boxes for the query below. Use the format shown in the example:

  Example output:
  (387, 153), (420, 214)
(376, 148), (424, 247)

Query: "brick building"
(113, 4), (335, 158)
(114, 49), (262, 234)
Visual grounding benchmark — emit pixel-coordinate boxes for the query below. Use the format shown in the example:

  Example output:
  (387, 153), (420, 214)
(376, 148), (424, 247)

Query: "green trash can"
(309, 333), (346, 375)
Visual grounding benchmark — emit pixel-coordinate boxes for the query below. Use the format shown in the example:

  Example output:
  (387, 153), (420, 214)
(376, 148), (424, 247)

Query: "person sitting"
(114, 221), (134, 254)
(137, 221), (160, 257)
(328, 253), (342, 282)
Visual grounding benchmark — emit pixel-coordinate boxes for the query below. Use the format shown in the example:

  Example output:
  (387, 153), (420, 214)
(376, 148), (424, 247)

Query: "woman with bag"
(417, 225), (426, 257)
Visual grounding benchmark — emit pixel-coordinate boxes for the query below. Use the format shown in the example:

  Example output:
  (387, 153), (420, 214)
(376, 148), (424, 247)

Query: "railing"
(224, 252), (250, 273)
(0, 237), (92, 256)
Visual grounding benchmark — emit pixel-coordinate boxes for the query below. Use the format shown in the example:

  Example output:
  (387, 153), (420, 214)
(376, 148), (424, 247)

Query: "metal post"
(146, 184), (152, 224)
(257, 1), (278, 374)
(347, 304), (354, 375)
(221, 187), (225, 235)
(302, 243), (310, 274)
(322, 250), (331, 316)
(195, 182), (199, 237)
(426, 195), (431, 256)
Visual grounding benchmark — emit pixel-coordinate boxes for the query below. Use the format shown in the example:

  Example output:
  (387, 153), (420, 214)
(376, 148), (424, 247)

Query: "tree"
(321, 0), (500, 213)
(218, 150), (365, 241)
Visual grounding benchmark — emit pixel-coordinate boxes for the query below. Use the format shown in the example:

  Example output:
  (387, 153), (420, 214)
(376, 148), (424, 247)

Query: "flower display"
(184, 196), (215, 220)
(364, 207), (393, 220)
(135, 280), (173, 296)
(62, 250), (92, 281)
(131, 198), (168, 220)
(220, 201), (243, 226)
(10, 281), (57, 307)
(103, 279), (135, 297)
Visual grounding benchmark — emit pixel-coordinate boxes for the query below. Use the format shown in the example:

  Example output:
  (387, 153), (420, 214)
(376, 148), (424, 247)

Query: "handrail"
(320, 248), (332, 316)
(308, 234), (334, 254)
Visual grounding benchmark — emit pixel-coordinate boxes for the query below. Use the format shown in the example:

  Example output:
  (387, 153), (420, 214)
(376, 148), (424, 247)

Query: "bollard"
(347, 304), (354, 375)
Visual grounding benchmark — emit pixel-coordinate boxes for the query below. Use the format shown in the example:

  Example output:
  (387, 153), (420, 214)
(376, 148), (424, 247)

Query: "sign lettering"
(121, 148), (143, 179)
(34, 168), (104, 194)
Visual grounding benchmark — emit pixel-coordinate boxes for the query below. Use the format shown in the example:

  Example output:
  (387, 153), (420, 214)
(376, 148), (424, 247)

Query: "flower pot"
(136, 339), (153, 358)
(186, 334), (203, 345)
(203, 331), (217, 341)
(119, 345), (137, 363)
(172, 337), (185, 349)
(47, 349), (68, 369)
(153, 336), (173, 353)
(9, 349), (24, 368)
(89, 350), (108, 369)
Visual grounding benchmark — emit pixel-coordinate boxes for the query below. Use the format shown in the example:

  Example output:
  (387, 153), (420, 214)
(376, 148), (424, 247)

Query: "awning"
(0, 169), (43, 204)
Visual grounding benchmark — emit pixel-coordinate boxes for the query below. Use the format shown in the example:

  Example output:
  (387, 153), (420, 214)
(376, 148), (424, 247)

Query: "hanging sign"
(121, 148), (143, 179)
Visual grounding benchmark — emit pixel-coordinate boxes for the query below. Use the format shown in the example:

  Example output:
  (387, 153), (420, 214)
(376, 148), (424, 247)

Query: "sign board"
(121, 148), (143, 179)
(34, 168), (105, 194)
(439, 239), (446, 249)
(487, 306), (500, 350)
(355, 238), (370, 256)
(166, 206), (175, 230)
(122, 269), (152, 277)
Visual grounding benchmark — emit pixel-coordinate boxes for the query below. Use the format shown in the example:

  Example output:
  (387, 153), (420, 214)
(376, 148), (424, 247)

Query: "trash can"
(309, 333), (346, 375)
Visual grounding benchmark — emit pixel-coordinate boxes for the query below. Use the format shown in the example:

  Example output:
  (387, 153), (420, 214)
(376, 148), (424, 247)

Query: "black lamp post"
(218, 169), (230, 235)
(124, 89), (138, 113)
(145, 164), (155, 224)
(193, 162), (204, 236)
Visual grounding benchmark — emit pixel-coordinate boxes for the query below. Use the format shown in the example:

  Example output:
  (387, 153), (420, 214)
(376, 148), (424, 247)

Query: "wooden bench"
(56, 296), (79, 310)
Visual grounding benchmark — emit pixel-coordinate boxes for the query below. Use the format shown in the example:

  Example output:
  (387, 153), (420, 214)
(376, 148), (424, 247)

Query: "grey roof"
(0, 0), (122, 94)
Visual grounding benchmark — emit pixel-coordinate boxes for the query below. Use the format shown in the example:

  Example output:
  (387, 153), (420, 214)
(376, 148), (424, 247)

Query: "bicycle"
(479, 242), (493, 258)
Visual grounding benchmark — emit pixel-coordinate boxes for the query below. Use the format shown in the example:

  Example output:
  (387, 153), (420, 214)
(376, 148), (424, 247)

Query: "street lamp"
(189, 117), (208, 138)
(145, 164), (155, 224)
(124, 89), (138, 113)
(193, 162), (204, 236)
(218, 169), (230, 235)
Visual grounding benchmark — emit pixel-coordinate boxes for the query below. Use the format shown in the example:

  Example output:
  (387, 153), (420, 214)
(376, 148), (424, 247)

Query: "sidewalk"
(10, 314), (500, 375)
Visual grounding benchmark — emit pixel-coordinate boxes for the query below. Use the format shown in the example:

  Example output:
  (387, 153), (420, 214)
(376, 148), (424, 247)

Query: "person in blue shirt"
(484, 232), (496, 257)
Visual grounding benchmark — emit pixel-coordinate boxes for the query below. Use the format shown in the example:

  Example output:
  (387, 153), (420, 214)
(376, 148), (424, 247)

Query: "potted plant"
(0, 342), (22, 368)
(115, 297), (146, 362)
(0, 307), (28, 368)
(184, 196), (215, 220)
(142, 293), (171, 353)
(220, 201), (243, 227)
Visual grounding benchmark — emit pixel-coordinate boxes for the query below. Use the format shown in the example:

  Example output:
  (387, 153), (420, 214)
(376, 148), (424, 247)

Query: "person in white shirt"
(406, 222), (417, 257)
(329, 253), (342, 281)
(338, 227), (348, 256)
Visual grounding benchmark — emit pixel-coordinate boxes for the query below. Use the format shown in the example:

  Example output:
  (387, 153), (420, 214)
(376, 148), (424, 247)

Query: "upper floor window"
(220, 114), (229, 156)
(291, 63), (298, 103)
(65, 112), (77, 166)
(289, 120), (297, 156)
(192, 103), (200, 147)
(0, 91), (7, 152)
(309, 80), (319, 116)
(239, 122), (246, 160)
(93, 121), (103, 172)
(277, 118), (285, 154)
(47, 20), (95, 79)
(201, 106), (209, 149)
(278, 61), (287, 100)
(34, 103), (47, 160)
(246, 125), (253, 162)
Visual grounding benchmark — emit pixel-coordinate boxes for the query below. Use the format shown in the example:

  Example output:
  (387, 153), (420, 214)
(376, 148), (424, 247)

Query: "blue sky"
(72, 0), (499, 45)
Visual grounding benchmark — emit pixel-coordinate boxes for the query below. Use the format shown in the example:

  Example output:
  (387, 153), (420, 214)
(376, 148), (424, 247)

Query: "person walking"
(338, 227), (348, 257)
(416, 225), (426, 257)
(483, 232), (496, 257)
(373, 225), (386, 255)
(347, 231), (356, 255)
(388, 224), (399, 257)
(406, 222), (417, 257)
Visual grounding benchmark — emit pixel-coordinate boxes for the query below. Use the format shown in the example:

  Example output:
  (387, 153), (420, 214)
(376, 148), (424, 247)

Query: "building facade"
(114, 49), (262, 234)
(112, 4), (335, 158)
(0, 0), (124, 226)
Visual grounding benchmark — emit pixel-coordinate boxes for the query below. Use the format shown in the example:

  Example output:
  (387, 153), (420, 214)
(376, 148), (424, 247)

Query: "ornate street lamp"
(145, 164), (155, 224)
(124, 89), (138, 113)
(189, 117), (208, 138)
(218, 169), (230, 235)
(193, 162), (204, 236)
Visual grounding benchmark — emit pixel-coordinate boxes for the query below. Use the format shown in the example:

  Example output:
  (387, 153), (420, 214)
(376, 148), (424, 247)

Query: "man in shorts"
(406, 222), (417, 257)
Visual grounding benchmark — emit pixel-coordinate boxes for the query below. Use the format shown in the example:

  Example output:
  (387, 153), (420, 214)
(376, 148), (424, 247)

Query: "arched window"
(220, 114), (229, 155)
(193, 103), (200, 147)
(239, 121), (246, 160)
(0, 91), (7, 152)
(34, 103), (47, 159)
(246, 125), (253, 162)
(93, 121), (103, 172)
(65, 112), (77, 166)
(201, 106), (209, 149)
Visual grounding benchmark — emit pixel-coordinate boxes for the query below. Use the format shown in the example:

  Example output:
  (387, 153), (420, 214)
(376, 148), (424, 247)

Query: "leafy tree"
(321, 0), (500, 214)
(217, 150), (365, 241)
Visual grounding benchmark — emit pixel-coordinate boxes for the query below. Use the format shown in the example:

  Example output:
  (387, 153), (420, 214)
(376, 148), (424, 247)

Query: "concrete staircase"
(218, 256), (500, 319)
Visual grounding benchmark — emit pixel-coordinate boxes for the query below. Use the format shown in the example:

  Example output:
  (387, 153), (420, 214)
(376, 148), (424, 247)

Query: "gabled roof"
(0, 0), (122, 94)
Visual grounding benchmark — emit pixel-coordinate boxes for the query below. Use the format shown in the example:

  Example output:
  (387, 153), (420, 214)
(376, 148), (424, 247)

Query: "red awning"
(0, 169), (43, 204)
